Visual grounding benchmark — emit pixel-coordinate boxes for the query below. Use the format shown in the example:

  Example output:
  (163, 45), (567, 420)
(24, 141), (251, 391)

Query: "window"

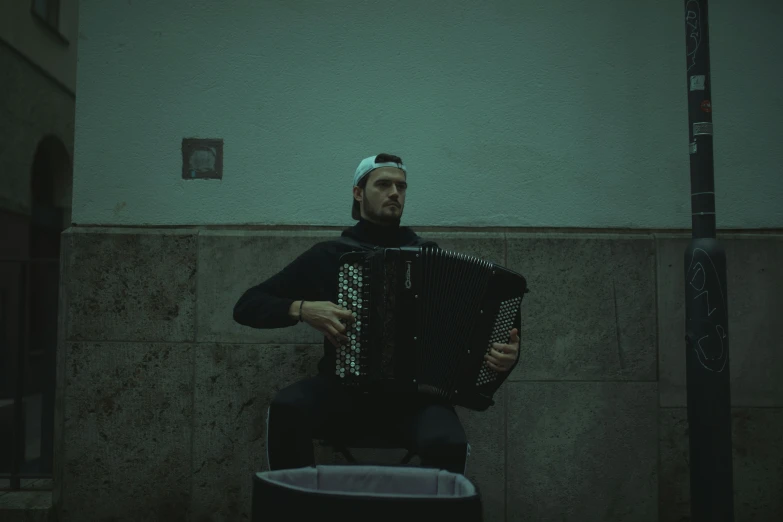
(32, 0), (61, 33)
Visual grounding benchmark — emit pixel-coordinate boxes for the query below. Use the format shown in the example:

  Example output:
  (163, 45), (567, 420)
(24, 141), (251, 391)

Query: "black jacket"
(233, 219), (438, 377)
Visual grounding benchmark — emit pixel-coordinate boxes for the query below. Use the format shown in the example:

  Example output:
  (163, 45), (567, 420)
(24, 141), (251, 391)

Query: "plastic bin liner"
(251, 465), (483, 521)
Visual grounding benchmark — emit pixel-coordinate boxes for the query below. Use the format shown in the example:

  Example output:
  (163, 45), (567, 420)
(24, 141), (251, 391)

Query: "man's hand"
(300, 301), (355, 348)
(484, 328), (520, 373)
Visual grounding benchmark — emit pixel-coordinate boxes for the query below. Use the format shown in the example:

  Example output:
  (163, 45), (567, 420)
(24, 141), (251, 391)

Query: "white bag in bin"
(251, 465), (483, 522)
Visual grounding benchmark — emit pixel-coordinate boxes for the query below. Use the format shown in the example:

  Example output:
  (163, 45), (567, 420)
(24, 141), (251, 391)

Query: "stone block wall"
(53, 228), (783, 521)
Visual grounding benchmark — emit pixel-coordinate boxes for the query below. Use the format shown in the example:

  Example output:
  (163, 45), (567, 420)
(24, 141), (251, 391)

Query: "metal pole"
(683, 1), (735, 521)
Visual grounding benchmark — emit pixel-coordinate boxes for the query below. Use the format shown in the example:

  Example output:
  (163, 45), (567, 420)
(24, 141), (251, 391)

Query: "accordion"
(334, 246), (528, 411)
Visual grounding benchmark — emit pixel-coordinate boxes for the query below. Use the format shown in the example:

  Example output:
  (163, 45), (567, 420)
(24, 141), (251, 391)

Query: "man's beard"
(367, 201), (401, 225)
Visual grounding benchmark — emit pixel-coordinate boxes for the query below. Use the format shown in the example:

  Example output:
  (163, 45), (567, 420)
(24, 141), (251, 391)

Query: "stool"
(318, 434), (472, 474)
(318, 433), (416, 465)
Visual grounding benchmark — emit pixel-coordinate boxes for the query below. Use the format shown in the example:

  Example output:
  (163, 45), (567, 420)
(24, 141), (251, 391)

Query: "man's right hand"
(300, 301), (356, 348)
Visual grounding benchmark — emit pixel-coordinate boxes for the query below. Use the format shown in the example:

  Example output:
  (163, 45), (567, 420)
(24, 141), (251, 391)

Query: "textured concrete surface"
(59, 341), (194, 521)
(50, 228), (783, 521)
(506, 233), (658, 382)
(198, 230), (340, 345)
(60, 229), (198, 343)
(190, 342), (321, 521)
(456, 387), (508, 522)
(659, 407), (783, 522)
(0, 479), (54, 522)
(506, 382), (658, 522)
(0, 491), (54, 522)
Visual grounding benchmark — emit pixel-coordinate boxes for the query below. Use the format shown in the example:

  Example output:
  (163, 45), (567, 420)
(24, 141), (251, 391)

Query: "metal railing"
(0, 258), (58, 490)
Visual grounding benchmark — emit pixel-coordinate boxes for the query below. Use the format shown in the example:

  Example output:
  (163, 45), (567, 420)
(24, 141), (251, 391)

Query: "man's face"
(353, 167), (407, 225)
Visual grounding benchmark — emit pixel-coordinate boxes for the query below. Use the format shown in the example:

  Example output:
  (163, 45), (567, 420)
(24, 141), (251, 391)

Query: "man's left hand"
(484, 328), (520, 373)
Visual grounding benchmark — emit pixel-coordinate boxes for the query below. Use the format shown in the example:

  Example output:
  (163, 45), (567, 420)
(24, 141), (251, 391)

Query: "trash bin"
(251, 465), (483, 522)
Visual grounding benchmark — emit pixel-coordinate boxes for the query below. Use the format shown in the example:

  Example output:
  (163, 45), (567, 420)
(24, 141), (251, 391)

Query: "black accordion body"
(334, 246), (528, 411)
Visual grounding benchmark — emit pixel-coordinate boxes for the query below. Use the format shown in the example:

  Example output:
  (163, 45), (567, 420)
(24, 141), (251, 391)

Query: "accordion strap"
(336, 236), (438, 252)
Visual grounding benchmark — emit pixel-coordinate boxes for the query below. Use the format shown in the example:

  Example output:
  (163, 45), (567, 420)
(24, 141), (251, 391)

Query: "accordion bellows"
(335, 246), (528, 411)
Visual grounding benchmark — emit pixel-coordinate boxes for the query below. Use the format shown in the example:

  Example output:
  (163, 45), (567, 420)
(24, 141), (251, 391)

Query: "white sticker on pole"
(690, 141), (697, 154)
(694, 122), (713, 136)
(690, 75), (706, 91)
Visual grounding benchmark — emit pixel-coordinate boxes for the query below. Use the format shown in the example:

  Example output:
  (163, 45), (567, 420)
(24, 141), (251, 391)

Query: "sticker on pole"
(690, 75), (706, 91)
(693, 122), (713, 136)
(701, 100), (712, 113)
(690, 141), (697, 155)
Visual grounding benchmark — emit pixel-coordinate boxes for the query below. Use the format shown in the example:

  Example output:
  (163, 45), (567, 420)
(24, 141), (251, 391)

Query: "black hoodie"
(233, 219), (439, 377)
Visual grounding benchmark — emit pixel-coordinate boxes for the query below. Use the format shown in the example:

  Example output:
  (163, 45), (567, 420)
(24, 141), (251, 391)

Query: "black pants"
(266, 375), (469, 474)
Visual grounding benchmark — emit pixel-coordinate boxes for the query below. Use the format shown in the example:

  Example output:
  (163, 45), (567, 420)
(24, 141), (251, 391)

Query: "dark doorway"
(0, 134), (71, 481)
(28, 134), (71, 475)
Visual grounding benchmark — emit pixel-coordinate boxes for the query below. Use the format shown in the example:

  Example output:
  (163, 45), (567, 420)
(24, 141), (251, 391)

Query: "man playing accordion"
(234, 153), (521, 474)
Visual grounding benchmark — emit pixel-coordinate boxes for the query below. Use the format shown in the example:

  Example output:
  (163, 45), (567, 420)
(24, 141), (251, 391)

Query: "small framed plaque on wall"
(182, 138), (223, 180)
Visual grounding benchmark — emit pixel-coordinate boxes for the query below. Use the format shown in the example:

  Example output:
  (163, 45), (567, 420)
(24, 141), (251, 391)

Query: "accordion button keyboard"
(336, 261), (369, 380)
